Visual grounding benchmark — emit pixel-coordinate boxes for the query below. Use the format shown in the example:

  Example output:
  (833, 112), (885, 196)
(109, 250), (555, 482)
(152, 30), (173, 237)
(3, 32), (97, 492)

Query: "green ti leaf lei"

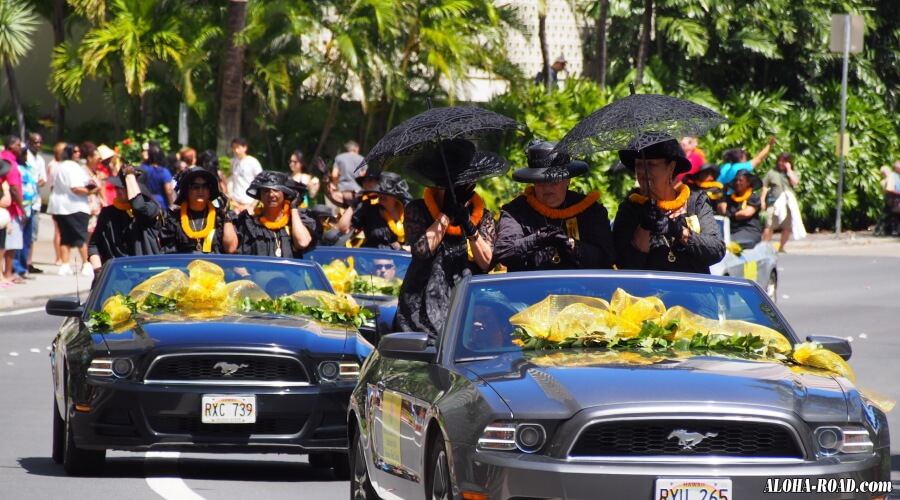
(348, 277), (401, 297)
(238, 296), (375, 328)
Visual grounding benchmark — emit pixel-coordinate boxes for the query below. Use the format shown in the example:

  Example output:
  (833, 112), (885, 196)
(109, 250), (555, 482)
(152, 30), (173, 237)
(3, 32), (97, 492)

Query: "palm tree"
(217, 0), (249, 156)
(0, 0), (39, 140)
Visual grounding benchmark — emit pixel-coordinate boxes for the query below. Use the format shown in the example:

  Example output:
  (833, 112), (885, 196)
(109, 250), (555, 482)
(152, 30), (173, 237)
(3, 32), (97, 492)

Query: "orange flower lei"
(629, 184), (690, 211)
(423, 188), (485, 237)
(730, 189), (752, 203)
(112, 199), (133, 217)
(260, 202), (290, 230)
(523, 186), (600, 219)
(380, 206), (405, 243)
(698, 181), (723, 190)
(180, 202), (216, 239)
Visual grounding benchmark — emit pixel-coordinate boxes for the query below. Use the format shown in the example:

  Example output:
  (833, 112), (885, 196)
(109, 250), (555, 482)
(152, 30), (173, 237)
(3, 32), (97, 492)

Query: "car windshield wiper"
(455, 355), (500, 363)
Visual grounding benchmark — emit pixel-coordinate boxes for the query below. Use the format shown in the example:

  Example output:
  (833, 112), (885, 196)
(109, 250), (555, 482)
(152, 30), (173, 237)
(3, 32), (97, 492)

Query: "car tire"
(350, 429), (379, 500)
(766, 270), (778, 303)
(331, 452), (351, 480)
(63, 401), (106, 476)
(52, 398), (65, 464)
(426, 434), (451, 500)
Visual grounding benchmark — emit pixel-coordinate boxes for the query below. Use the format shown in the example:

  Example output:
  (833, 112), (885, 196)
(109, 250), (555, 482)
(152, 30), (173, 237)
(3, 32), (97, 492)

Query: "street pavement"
(4, 212), (900, 311)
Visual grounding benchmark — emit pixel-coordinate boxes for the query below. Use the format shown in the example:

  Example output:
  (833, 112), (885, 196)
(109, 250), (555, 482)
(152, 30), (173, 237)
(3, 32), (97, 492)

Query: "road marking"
(0, 306), (44, 317)
(144, 451), (205, 500)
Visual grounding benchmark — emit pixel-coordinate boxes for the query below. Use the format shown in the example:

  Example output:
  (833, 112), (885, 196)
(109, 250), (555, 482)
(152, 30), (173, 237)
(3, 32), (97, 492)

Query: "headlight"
(87, 357), (134, 378)
(477, 421), (547, 453)
(814, 425), (874, 456)
(318, 361), (360, 382)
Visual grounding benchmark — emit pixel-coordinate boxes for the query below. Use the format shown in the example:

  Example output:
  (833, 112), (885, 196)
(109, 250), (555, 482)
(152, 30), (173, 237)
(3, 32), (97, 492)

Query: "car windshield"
(453, 274), (792, 361)
(92, 256), (329, 311)
(306, 248), (411, 296)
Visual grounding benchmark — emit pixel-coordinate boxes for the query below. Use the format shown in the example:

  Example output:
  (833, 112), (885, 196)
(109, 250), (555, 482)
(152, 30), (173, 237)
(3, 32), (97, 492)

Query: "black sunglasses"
(188, 183), (210, 190)
(374, 264), (395, 270)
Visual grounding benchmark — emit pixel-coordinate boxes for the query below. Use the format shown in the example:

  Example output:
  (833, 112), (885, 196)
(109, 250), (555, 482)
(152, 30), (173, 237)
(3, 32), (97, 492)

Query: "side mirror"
(806, 335), (852, 361)
(378, 332), (437, 363)
(46, 297), (84, 318)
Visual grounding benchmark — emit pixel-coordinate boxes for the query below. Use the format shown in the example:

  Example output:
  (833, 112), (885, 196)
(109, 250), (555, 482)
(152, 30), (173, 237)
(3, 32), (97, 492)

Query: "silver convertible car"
(348, 270), (890, 500)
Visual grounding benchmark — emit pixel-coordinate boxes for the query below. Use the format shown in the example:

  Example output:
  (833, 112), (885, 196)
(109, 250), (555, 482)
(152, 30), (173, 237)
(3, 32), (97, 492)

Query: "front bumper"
(452, 443), (891, 500)
(70, 378), (352, 453)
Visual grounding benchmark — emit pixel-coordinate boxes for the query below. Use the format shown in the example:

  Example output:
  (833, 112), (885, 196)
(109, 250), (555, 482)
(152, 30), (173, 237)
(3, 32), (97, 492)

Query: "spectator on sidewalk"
(1, 136), (26, 285)
(760, 152), (806, 252)
(328, 141), (364, 208)
(717, 136), (777, 185)
(46, 142), (67, 266)
(675, 136), (706, 183)
(25, 133), (47, 274)
(141, 141), (175, 211)
(228, 137), (263, 213)
(13, 140), (42, 280)
(48, 144), (99, 277)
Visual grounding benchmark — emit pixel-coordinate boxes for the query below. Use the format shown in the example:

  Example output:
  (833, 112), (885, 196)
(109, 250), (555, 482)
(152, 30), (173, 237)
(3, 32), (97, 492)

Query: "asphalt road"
(2, 251), (899, 498)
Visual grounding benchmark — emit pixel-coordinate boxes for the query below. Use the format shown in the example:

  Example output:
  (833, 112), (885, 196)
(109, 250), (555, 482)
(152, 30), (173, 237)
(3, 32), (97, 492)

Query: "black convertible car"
(47, 254), (373, 476)
(349, 270), (891, 500)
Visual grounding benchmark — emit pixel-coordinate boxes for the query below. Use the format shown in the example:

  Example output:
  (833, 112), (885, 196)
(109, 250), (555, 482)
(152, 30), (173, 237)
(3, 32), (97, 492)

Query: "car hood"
(97, 314), (354, 355)
(464, 350), (849, 421)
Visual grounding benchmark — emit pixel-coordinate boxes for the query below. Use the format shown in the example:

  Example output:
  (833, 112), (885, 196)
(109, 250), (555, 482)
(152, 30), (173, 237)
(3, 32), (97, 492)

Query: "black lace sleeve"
(405, 200), (437, 259)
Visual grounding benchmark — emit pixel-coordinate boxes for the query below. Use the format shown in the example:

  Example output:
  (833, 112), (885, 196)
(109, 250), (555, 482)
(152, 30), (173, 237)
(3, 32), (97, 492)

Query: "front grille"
(144, 353), (308, 384)
(570, 419), (803, 459)
(148, 416), (306, 436)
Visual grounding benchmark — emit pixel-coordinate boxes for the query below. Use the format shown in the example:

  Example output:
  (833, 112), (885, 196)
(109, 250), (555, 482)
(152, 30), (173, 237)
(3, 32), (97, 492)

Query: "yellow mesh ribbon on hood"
(129, 269), (189, 305)
(510, 295), (612, 342)
(227, 280), (270, 303)
(662, 305), (792, 353)
(99, 294), (136, 331)
(287, 290), (362, 317)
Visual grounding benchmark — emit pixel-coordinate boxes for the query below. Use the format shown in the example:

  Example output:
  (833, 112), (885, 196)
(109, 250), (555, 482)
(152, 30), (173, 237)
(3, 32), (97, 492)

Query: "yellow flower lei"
(629, 184), (690, 211)
(523, 186), (600, 219)
(180, 202), (215, 239)
(423, 188), (485, 237)
(260, 202), (290, 230)
(381, 206), (405, 243)
(112, 199), (133, 218)
(698, 181), (723, 190)
(730, 189), (752, 203)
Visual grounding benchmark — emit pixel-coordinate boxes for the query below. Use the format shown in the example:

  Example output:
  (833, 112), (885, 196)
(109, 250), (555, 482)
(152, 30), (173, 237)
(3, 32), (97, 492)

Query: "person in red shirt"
(1, 135), (26, 284)
(675, 136), (707, 184)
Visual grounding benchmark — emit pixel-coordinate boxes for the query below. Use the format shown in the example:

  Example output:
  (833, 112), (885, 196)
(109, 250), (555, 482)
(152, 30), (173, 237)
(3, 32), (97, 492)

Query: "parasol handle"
(427, 97), (458, 205)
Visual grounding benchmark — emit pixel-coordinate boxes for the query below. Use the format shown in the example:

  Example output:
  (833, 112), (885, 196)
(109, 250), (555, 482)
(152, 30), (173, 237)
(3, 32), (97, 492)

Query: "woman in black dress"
(160, 167), (238, 254)
(233, 171), (320, 258)
(336, 172), (411, 250)
(494, 140), (615, 271)
(612, 135), (725, 273)
(717, 169), (763, 248)
(394, 139), (508, 339)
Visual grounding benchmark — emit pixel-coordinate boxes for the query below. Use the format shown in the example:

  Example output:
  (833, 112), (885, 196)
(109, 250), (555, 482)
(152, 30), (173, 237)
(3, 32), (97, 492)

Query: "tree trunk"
(4, 59), (27, 141)
(313, 93), (340, 161)
(635, 0), (653, 86)
(596, 0), (609, 88)
(53, 0), (66, 141)
(539, 13), (551, 94)
(216, 0), (249, 157)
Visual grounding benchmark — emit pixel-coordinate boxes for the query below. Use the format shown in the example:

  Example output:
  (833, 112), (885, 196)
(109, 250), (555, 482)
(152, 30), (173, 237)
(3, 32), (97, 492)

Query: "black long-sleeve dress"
(234, 208), (320, 258)
(88, 194), (162, 262)
(351, 203), (402, 249)
(494, 191), (615, 271)
(613, 190), (725, 274)
(394, 199), (495, 338)
(160, 205), (230, 254)
(722, 191), (762, 248)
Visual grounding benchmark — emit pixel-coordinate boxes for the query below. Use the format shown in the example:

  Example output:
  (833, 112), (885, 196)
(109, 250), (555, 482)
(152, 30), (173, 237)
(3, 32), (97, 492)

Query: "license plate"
(201, 395), (256, 424)
(655, 478), (732, 500)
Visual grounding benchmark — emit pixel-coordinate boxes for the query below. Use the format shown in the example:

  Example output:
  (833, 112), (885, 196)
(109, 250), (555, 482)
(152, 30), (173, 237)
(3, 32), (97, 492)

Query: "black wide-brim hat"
(355, 167), (382, 185)
(246, 171), (298, 201)
(618, 134), (692, 177)
(285, 178), (308, 199)
(512, 139), (590, 183)
(364, 171), (412, 203)
(729, 168), (762, 191)
(403, 138), (509, 188)
(174, 167), (221, 205)
(309, 204), (337, 221)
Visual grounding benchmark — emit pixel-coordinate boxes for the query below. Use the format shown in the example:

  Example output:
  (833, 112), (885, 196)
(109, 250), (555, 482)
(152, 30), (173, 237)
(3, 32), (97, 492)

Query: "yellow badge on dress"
(685, 215), (701, 234)
(565, 218), (580, 240)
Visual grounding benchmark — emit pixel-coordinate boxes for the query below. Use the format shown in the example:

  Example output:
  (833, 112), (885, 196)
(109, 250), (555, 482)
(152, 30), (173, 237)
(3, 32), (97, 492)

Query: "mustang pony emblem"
(667, 429), (718, 449)
(214, 362), (249, 376)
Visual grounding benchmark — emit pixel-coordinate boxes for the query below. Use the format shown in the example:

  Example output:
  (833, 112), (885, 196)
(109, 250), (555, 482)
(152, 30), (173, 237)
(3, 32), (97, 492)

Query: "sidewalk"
(3, 214), (900, 311)
(0, 213), (90, 311)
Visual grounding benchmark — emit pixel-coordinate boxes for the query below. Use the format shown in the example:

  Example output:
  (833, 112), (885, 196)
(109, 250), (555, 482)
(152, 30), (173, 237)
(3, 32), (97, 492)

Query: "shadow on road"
(18, 455), (346, 482)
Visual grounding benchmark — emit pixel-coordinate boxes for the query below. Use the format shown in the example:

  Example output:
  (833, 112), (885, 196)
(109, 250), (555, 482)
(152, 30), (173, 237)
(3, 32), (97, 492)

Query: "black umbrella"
(553, 85), (730, 158)
(359, 103), (524, 203)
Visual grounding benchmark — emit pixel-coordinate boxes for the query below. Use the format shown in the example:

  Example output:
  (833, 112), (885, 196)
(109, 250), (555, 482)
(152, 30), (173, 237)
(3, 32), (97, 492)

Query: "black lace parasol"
(553, 88), (730, 157)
